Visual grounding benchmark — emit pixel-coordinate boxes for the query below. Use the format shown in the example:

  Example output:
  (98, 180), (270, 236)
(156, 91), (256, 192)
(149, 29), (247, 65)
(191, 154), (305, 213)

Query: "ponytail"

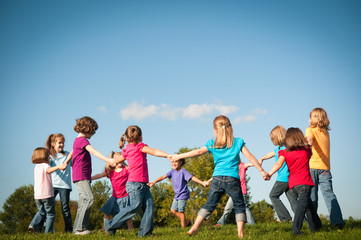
(119, 134), (126, 149)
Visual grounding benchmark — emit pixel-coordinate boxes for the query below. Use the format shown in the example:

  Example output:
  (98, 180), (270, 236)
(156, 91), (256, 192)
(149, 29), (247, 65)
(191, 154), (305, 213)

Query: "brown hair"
(31, 147), (50, 164)
(74, 116), (98, 134)
(45, 133), (65, 158)
(213, 115), (234, 149)
(270, 125), (286, 146)
(309, 107), (330, 132)
(177, 158), (186, 167)
(119, 125), (142, 149)
(285, 127), (308, 151)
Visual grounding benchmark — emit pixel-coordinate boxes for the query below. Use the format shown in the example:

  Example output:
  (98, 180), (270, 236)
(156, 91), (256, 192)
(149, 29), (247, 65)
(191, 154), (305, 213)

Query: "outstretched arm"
(190, 176), (208, 187)
(46, 163), (67, 174)
(258, 151), (275, 165)
(91, 172), (107, 181)
(242, 146), (270, 180)
(148, 174), (167, 188)
(172, 146), (208, 162)
(85, 145), (114, 165)
(268, 156), (286, 177)
(142, 146), (169, 159)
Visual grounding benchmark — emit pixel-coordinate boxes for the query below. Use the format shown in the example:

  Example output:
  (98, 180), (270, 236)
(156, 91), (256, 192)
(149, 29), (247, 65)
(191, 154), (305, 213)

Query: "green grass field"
(1, 219), (360, 240)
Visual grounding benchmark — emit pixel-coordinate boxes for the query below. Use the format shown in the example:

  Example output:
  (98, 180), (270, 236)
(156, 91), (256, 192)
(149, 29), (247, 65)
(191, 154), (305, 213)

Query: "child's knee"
(171, 209), (177, 215)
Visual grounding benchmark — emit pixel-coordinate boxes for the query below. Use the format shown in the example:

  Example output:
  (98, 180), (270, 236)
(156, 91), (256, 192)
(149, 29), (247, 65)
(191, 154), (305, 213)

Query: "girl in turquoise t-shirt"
(171, 115), (269, 238)
(259, 126), (298, 222)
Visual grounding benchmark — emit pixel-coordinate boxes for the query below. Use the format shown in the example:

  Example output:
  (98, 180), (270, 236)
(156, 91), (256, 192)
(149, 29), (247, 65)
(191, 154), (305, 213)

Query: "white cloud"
(158, 104), (181, 121)
(215, 105), (239, 115)
(182, 104), (214, 119)
(97, 106), (108, 114)
(119, 102), (157, 121)
(234, 115), (257, 124)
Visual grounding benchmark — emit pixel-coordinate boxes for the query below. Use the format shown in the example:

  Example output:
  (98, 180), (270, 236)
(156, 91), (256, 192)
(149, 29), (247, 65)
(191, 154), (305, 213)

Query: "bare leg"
(237, 221), (245, 239)
(171, 209), (188, 228)
(187, 215), (204, 235)
(127, 218), (134, 229)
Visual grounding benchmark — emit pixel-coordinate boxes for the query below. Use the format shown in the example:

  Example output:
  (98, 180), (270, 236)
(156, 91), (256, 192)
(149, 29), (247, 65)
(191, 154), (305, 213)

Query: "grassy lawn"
(1, 219), (360, 240)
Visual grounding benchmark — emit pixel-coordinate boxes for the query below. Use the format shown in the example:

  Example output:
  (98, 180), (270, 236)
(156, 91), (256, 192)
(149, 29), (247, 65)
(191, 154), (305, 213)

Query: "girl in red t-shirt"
(268, 127), (322, 235)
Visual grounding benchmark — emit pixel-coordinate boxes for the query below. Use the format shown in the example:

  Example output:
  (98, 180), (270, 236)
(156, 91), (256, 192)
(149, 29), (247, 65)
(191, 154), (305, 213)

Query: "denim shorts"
(99, 195), (130, 216)
(171, 199), (187, 212)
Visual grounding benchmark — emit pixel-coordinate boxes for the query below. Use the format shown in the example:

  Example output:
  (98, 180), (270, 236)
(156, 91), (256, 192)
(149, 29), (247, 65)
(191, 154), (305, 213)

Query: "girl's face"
(53, 138), (64, 153)
(171, 161), (182, 170)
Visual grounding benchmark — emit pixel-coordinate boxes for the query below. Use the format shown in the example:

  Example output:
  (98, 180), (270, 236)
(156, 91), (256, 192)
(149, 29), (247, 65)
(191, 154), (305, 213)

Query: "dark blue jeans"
(291, 185), (322, 235)
(199, 176), (247, 222)
(269, 181), (298, 222)
(54, 188), (72, 232)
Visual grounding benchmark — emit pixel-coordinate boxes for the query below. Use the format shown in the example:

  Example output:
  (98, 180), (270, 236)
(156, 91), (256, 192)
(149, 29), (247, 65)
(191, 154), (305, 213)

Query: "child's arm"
(190, 176), (208, 187)
(306, 136), (313, 146)
(46, 163), (67, 174)
(258, 151), (275, 165)
(85, 145), (114, 165)
(171, 146), (208, 162)
(244, 162), (254, 169)
(204, 177), (213, 187)
(268, 156), (286, 177)
(91, 172), (107, 181)
(142, 146), (169, 159)
(148, 174), (167, 188)
(241, 146), (270, 180)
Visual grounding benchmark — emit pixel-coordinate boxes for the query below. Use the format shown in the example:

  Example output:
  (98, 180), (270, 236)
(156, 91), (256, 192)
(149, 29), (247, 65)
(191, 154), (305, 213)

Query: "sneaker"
(28, 226), (35, 233)
(214, 223), (221, 227)
(74, 230), (92, 235)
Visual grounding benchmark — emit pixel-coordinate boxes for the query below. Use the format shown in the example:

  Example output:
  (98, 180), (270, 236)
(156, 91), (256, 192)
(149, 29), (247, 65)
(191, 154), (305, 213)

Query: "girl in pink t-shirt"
(29, 147), (67, 234)
(104, 125), (170, 237)
(91, 152), (133, 231)
(268, 128), (322, 235)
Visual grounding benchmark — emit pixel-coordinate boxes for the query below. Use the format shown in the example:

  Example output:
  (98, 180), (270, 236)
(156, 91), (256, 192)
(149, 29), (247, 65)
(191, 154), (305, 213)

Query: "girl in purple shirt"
(65, 116), (115, 235)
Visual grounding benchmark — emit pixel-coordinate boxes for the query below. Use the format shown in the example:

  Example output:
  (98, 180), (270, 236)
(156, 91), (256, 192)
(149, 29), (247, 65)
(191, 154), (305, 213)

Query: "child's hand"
(170, 154), (180, 162)
(202, 181), (209, 187)
(147, 182), (155, 188)
(167, 155), (173, 162)
(262, 171), (270, 181)
(108, 158), (117, 167)
(59, 163), (68, 171)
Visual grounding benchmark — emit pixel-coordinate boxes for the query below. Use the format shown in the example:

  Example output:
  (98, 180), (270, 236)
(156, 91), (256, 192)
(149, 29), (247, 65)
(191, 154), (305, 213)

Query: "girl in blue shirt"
(171, 115), (269, 238)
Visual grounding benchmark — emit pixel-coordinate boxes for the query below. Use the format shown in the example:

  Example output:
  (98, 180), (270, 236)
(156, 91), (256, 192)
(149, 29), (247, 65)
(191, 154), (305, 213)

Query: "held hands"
(201, 181), (209, 187)
(168, 154), (180, 163)
(59, 163), (68, 171)
(261, 170), (271, 181)
(147, 182), (155, 188)
(108, 158), (117, 167)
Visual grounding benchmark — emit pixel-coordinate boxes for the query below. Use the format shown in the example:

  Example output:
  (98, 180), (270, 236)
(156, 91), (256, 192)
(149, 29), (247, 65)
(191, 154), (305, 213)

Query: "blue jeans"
(105, 182), (154, 237)
(199, 176), (247, 222)
(269, 181), (298, 222)
(310, 169), (345, 226)
(73, 180), (94, 232)
(54, 188), (73, 232)
(171, 199), (187, 212)
(291, 185), (322, 235)
(29, 197), (55, 233)
(217, 195), (255, 225)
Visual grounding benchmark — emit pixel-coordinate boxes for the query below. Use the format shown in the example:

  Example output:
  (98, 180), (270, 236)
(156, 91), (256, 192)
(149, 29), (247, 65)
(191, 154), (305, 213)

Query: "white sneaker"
(74, 230), (92, 235)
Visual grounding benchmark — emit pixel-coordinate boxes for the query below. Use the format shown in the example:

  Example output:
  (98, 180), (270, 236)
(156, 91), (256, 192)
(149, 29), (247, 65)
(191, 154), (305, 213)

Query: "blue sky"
(1, 0), (360, 220)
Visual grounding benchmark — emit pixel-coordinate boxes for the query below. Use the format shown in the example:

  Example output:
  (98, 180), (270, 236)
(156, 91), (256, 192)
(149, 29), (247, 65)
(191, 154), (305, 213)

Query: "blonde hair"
(213, 115), (234, 149)
(45, 133), (65, 158)
(285, 128), (308, 152)
(74, 116), (98, 135)
(119, 125), (142, 149)
(31, 147), (50, 164)
(270, 125), (286, 146)
(309, 108), (330, 132)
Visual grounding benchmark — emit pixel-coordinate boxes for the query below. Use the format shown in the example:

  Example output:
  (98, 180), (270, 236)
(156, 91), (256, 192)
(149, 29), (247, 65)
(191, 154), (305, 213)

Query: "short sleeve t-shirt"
(305, 127), (330, 170)
(274, 145), (289, 182)
(107, 167), (129, 199)
(166, 168), (193, 200)
(122, 142), (149, 182)
(72, 137), (92, 182)
(279, 147), (314, 189)
(50, 151), (72, 190)
(206, 137), (245, 179)
(34, 163), (54, 199)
